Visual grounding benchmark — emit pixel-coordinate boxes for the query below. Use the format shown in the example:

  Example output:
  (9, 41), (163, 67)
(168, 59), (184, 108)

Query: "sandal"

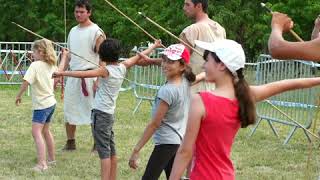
(32, 164), (48, 172)
(47, 160), (56, 166)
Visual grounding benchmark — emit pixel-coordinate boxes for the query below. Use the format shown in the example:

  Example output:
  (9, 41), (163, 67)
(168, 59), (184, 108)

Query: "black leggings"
(142, 144), (180, 180)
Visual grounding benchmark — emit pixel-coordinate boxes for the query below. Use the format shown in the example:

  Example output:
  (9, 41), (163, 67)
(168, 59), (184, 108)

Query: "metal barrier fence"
(3, 43), (318, 144)
(249, 54), (319, 144)
(130, 46), (258, 114)
(0, 42), (65, 84)
(132, 47), (165, 114)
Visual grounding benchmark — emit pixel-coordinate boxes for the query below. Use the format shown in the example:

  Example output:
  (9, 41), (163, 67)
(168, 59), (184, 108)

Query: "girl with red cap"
(129, 44), (195, 180)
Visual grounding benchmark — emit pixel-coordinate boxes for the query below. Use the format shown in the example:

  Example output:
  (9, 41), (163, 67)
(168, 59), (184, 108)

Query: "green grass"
(1, 85), (320, 180)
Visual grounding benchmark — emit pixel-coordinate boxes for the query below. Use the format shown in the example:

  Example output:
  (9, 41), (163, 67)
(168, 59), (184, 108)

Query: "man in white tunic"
(58, 0), (105, 150)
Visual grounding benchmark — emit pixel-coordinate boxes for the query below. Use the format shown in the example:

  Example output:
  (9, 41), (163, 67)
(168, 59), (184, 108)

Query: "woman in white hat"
(169, 39), (320, 180)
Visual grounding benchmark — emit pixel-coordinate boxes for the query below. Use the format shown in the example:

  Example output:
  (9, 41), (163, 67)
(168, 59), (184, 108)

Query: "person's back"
(190, 92), (240, 180)
(93, 63), (126, 114)
(16, 39), (57, 171)
(27, 61), (56, 109)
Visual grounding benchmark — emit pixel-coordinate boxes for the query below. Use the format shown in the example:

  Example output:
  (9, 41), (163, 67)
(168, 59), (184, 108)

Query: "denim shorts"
(32, 104), (56, 124)
(91, 109), (116, 159)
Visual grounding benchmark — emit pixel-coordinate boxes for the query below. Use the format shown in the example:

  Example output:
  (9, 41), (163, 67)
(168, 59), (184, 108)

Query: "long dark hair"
(180, 60), (196, 83)
(204, 50), (256, 128)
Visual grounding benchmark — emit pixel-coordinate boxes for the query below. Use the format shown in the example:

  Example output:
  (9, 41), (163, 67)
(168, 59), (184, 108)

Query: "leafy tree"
(0, 0), (319, 60)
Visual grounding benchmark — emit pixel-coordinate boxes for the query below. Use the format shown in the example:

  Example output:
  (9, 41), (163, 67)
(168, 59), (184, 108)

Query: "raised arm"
(58, 48), (71, 71)
(250, 77), (320, 102)
(128, 100), (169, 169)
(169, 94), (204, 180)
(192, 72), (206, 86)
(122, 40), (162, 68)
(311, 16), (320, 40)
(268, 12), (320, 61)
(94, 34), (106, 53)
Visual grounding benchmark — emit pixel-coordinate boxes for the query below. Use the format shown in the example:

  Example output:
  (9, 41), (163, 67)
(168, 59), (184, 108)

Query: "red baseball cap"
(162, 44), (190, 64)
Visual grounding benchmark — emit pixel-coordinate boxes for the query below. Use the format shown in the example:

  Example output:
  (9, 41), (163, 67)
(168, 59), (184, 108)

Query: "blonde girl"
(16, 39), (58, 171)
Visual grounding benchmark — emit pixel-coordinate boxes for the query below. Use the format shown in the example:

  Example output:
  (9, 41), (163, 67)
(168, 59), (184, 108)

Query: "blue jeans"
(32, 104), (56, 124)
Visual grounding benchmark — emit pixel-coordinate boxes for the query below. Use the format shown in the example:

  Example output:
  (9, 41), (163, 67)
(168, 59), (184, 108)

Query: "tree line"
(0, 0), (319, 61)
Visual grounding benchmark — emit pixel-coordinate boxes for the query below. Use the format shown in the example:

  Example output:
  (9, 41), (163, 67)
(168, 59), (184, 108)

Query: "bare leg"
(110, 155), (117, 180)
(65, 122), (76, 140)
(43, 123), (55, 162)
(101, 158), (111, 180)
(32, 123), (47, 168)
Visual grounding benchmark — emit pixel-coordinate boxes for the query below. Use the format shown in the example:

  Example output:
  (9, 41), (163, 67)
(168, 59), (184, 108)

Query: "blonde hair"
(32, 39), (57, 66)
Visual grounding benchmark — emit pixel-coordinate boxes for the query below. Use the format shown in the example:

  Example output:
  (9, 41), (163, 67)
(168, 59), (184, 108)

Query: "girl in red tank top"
(169, 39), (320, 180)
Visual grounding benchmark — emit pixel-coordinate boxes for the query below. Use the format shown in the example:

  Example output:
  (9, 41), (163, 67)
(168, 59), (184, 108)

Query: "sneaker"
(62, 139), (76, 151)
(32, 164), (48, 172)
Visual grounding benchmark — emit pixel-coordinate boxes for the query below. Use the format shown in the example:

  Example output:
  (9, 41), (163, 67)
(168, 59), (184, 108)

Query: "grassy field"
(1, 85), (320, 180)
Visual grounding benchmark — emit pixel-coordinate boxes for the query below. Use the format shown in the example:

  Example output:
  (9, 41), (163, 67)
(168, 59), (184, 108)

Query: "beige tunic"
(180, 20), (226, 93)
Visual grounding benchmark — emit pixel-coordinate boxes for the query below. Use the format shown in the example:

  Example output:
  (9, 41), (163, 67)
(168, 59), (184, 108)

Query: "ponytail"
(184, 64), (196, 83)
(234, 68), (256, 128)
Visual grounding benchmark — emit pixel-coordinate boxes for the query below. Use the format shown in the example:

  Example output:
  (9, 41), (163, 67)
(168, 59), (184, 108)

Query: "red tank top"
(190, 92), (241, 180)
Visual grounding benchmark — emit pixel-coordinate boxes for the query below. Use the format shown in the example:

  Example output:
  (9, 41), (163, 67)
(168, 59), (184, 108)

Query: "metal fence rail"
(249, 54), (319, 144)
(132, 47), (165, 114)
(0, 42), (65, 84)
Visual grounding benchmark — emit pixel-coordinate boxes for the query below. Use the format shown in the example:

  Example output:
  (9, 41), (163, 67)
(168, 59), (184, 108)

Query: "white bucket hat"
(195, 39), (245, 75)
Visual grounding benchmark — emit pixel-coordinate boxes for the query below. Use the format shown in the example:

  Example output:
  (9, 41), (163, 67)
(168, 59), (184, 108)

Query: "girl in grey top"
(129, 44), (196, 180)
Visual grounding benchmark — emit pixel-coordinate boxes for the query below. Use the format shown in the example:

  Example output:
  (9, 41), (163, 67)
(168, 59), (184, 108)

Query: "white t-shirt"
(92, 64), (127, 114)
(23, 61), (57, 110)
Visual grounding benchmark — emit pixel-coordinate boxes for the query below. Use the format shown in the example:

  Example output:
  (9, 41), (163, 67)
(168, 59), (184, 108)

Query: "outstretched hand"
(52, 71), (64, 78)
(271, 12), (294, 33)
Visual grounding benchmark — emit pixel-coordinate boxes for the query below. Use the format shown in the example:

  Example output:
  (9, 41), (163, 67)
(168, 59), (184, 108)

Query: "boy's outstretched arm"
(122, 40), (162, 68)
(53, 65), (108, 79)
(251, 77), (320, 102)
(15, 80), (29, 106)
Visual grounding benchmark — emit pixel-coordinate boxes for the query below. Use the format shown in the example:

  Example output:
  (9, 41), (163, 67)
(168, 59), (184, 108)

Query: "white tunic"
(64, 23), (105, 125)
